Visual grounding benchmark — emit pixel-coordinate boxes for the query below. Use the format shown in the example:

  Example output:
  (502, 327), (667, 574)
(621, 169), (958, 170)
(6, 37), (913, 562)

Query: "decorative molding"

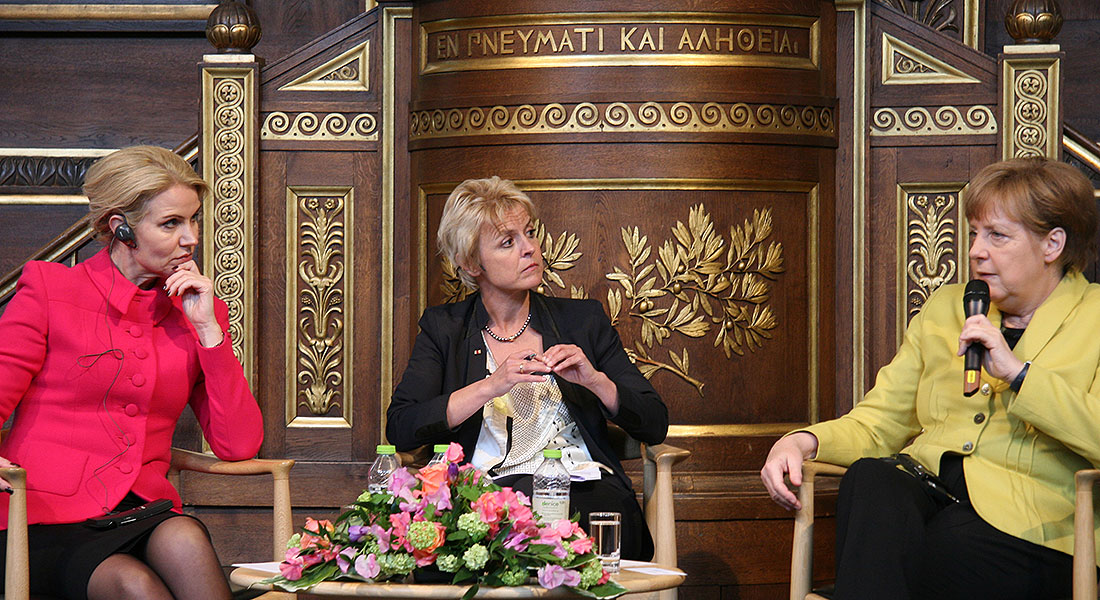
(279, 41), (370, 92)
(411, 101), (834, 140)
(1002, 57), (1060, 159)
(261, 112), (379, 142)
(201, 64), (257, 378)
(871, 106), (996, 136)
(420, 12), (820, 75)
(0, 155), (100, 189)
(881, 33), (979, 85)
(896, 183), (968, 345)
(286, 187), (354, 428)
(0, 4), (215, 20)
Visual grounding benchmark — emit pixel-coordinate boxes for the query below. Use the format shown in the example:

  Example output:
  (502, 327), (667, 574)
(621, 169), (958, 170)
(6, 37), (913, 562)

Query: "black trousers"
(833, 455), (1075, 600)
(495, 473), (654, 561)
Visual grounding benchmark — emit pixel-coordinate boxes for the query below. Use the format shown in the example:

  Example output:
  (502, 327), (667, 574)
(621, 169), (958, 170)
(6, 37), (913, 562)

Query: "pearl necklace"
(484, 312), (531, 342)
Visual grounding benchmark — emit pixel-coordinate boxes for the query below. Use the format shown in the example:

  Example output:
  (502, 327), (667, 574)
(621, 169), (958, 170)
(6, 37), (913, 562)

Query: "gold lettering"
(696, 28), (712, 51)
(500, 30), (514, 55)
(659, 26), (664, 51)
(558, 29), (574, 52)
(599, 27), (604, 51)
(778, 31), (792, 54)
(759, 28), (772, 52)
(517, 29), (533, 53)
(621, 26), (637, 51)
(737, 28), (754, 52)
(716, 27), (734, 52)
(794, 41), (799, 54)
(574, 27), (594, 52)
(678, 28), (694, 51)
(482, 31), (498, 55)
(468, 32), (478, 57)
(638, 27), (656, 51)
(436, 35), (448, 59)
(535, 30), (557, 53)
(446, 34), (458, 58)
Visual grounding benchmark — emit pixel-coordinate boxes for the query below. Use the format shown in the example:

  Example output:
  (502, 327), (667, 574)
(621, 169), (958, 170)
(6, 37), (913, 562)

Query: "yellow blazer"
(804, 272), (1100, 561)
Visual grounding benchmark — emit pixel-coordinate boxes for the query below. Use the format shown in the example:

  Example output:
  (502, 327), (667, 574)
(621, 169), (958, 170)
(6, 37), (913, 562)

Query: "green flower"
(407, 520), (440, 550)
(580, 559), (603, 587)
(463, 544), (489, 571)
(456, 512), (490, 540)
(285, 533), (301, 549)
(500, 568), (527, 586)
(436, 554), (461, 573)
(377, 552), (416, 576)
(356, 490), (373, 502)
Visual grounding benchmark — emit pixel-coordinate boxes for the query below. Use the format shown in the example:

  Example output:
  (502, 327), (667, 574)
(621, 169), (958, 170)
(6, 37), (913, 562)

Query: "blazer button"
(131, 374), (146, 387)
(129, 325), (143, 338)
(125, 404), (139, 417)
(973, 413), (986, 424)
(118, 463), (133, 474)
(133, 348), (148, 359)
(980, 383), (992, 396)
(962, 441), (974, 452)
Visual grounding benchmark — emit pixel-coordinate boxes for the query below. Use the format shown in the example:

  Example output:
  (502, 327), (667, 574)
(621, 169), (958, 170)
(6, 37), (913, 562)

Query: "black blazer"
(387, 292), (668, 488)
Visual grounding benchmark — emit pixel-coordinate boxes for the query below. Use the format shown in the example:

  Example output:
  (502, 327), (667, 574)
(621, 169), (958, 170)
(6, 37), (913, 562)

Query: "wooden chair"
(1072, 469), (1100, 600)
(1, 450), (294, 600)
(789, 461), (847, 600)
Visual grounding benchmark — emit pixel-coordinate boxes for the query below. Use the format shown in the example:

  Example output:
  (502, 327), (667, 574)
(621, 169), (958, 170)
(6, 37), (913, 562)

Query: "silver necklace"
(484, 312), (531, 342)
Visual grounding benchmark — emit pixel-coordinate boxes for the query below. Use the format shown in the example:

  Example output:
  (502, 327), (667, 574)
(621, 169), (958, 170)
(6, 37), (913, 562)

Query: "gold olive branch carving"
(297, 196), (345, 417)
(440, 219), (586, 303)
(906, 193), (957, 316)
(606, 205), (784, 396)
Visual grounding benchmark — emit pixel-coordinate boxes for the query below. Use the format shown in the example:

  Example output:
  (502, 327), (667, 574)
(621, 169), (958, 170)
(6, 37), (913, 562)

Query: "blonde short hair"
(83, 146), (209, 244)
(965, 157), (1098, 274)
(437, 176), (537, 290)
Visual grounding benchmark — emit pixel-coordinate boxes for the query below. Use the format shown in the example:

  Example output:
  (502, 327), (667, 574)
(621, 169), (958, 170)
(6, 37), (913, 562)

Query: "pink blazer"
(0, 248), (263, 527)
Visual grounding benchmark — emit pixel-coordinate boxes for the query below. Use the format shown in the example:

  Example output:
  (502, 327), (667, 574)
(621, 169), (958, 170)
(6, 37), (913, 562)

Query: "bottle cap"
(542, 448), (562, 459)
(433, 444), (450, 453)
(376, 445), (396, 454)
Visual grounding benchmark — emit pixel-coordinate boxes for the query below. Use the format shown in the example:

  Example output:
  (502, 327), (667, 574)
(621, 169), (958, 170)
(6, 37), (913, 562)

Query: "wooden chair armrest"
(1074, 469), (1100, 600)
(1, 466), (27, 600)
(169, 449), (295, 562)
(791, 462), (846, 600)
(641, 442), (690, 571)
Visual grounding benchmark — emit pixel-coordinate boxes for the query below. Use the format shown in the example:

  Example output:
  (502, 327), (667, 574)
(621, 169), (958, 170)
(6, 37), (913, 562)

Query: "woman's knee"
(88, 555), (171, 600)
(147, 516), (215, 559)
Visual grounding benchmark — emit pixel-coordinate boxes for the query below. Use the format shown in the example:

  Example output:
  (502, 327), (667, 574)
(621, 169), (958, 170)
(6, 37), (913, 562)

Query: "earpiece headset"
(113, 217), (137, 249)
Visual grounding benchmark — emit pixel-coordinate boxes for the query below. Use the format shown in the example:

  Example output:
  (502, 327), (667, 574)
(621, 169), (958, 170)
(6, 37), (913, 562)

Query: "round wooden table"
(230, 562), (685, 598)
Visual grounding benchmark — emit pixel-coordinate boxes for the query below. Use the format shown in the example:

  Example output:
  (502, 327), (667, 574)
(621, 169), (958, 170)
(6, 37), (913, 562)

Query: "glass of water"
(589, 511), (621, 573)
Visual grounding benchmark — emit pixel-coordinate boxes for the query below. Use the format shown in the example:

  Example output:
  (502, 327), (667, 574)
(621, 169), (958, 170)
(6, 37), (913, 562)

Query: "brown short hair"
(965, 157), (1098, 273)
(437, 176), (537, 289)
(83, 146), (208, 244)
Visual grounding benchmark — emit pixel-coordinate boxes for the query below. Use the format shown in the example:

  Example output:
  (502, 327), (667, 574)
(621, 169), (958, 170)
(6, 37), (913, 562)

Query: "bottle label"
(532, 495), (569, 523)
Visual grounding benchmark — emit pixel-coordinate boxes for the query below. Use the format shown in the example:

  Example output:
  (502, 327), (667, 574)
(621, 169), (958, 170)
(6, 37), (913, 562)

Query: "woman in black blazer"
(387, 176), (668, 560)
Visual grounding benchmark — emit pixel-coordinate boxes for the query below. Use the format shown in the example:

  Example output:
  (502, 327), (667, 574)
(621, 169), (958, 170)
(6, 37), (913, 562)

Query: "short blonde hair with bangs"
(83, 146), (209, 244)
(965, 157), (1098, 274)
(437, 176), (537, 290)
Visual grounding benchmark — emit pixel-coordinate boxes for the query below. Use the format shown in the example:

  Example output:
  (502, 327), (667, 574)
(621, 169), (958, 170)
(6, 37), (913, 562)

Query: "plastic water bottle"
(367, 445), (399, 494)
(532, 448), (571, 524)
(426, 444), (450, 466)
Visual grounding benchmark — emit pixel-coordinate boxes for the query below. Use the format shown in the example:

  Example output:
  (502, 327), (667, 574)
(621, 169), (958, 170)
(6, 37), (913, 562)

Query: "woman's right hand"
(483, 349), (552, 398)
(760, 432), (819, 511)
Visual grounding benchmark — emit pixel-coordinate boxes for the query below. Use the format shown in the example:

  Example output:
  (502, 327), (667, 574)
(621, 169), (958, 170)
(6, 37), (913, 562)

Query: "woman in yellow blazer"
(761, 156), (1100, 600)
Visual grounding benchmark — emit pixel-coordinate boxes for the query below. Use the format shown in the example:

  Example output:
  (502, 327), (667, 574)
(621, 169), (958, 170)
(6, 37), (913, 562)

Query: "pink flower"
(473, 491), (506, 526)
(390, 468), (418, 500)
(337, 547), (357, 573)
(389, 511), (413, 552)
(355, 553), (380, 579)
(503, 530), (530, 551)
(416, 464), (449, 497)
(597, 569), (610, 585)
(537, 564), (581, 589)
(444, 442), (465, 463)
(368, 524), (391, 553)
(280, 548), (306, 580)
(570, 536), (594, 554)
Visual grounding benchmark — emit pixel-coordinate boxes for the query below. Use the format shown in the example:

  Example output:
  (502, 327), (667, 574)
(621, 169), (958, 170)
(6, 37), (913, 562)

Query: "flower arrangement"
(260, 443), (627, 599)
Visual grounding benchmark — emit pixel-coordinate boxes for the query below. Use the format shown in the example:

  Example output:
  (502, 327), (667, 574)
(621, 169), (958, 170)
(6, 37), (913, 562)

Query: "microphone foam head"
(963, 279), (990, 315)
(964, 279), (989, 298)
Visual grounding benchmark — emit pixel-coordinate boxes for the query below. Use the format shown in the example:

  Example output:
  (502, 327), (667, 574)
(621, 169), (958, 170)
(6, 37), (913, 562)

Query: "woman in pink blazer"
(0, 146), (263, 600)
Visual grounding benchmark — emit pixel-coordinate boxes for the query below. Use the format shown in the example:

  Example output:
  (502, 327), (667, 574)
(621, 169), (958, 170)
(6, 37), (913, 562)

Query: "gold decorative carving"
(206, 0), (261, 53)
(420, 12), (820, 74)
(279, 41), (370, 92)
(411, 102), (834, 140)
(0, 4), (215, 20)
(1005, 0), (1063, 44)
(881, 33), (979, 85)
(606, 205), (785, 396)
(286, 187), (354, 428)
(261, 112), (378, 142)
(896, 184), (968, 341)
(876, 0), (960, 36)
(871, 106), (996, 136)
(440, 220), (584, 304)
(1002, 56), (1060, 159)
(202, 65), (255, 375)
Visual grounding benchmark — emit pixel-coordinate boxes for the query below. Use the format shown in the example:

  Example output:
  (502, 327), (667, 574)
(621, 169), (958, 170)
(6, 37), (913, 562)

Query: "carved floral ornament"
(440, 204), (784, 396)
(904, 192), (960, 319)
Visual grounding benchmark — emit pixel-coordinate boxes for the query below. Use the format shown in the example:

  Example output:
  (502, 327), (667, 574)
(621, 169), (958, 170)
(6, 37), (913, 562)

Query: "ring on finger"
(519, 364), (525, 374)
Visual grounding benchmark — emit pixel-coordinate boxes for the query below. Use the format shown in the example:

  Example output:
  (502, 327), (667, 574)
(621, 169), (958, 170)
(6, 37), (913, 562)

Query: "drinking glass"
(589, 511), (621, 573)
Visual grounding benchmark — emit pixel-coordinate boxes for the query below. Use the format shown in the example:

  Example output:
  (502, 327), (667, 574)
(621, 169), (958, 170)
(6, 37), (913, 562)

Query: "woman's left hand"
(540, 344), (619, 413)
(957, 314), (1025, 382)
(164, 260), (224, 347)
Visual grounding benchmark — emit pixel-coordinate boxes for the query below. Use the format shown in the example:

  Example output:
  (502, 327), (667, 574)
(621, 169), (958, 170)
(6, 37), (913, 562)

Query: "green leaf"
(569, 580), (630, 598)
(461, 583), (480, 600)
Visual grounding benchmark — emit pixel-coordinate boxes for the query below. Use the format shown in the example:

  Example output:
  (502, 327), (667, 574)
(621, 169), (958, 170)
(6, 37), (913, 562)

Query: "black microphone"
(962, 279), (990, 397)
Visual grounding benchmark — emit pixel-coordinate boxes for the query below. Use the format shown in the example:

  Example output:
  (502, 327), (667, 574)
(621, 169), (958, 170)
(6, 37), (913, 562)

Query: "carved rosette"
(289, 191), (352, 425)
(410, 101), (834, 140)
(1012, 69), (1048, 157)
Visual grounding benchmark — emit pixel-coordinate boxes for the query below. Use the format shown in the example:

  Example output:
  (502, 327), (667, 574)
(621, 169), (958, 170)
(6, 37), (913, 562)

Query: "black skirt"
(0, 493), (205, 600)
